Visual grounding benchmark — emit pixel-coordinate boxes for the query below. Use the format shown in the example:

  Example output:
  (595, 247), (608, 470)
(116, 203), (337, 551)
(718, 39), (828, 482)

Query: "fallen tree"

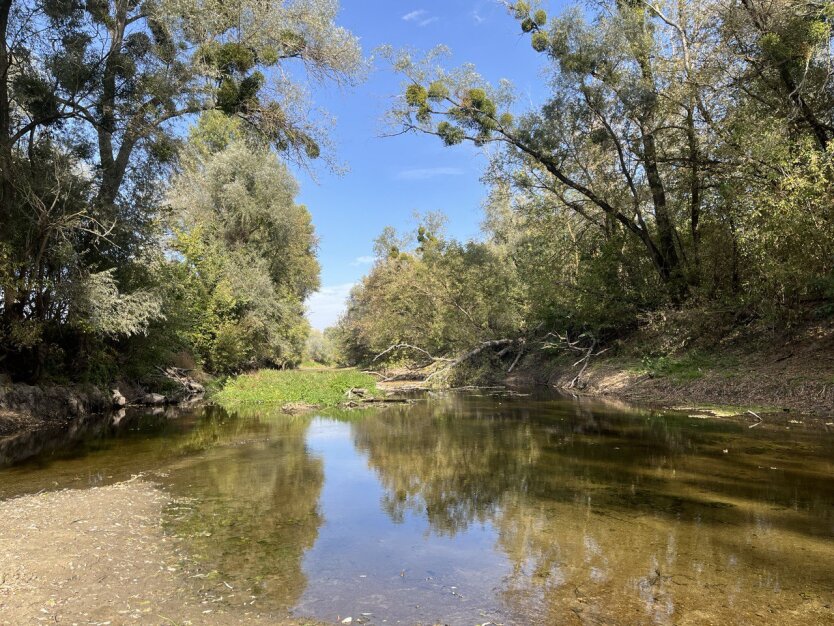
(369, 332), (604, 388)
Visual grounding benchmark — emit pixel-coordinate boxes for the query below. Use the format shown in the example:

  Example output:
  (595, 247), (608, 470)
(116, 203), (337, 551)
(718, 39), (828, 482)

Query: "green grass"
(637, 351), (739, 382)
(299, 359), (330, 369)
(213, 368), (378, 408)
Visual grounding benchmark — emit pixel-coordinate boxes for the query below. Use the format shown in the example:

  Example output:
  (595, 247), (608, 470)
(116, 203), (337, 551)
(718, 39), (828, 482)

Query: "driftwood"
(361, 370), (425, 383)
(154, 366), (205, 396)
(371, 339), (522, 384)
(370, 331), (609, 387)
(507, 339), (526, 373)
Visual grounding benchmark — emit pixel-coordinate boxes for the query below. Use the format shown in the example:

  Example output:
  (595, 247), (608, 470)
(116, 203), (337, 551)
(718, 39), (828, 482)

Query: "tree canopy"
(0, 0), (363, 381)
(337, 0), (834, 371)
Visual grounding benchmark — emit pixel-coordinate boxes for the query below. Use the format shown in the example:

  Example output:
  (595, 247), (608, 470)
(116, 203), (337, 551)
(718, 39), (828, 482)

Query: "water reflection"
(165, 411), (323, 610)
(0, 393), (832, 624)
(353, 396), (834, 624)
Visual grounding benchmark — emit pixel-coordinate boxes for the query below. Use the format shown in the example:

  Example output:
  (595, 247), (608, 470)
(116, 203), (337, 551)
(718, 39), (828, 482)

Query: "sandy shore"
(0, 480), (316, 625)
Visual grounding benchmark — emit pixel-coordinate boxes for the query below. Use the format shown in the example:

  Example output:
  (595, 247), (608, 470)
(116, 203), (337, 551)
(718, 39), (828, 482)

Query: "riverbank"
(0, 369), (392, 444)
(507, 318), (834, 427)
(0, 371), (206, 441)
(0, 384), (112, 438)
(0, 480), (323, 625)
(2, 322), (830, 442)
(369, 318), (834, 428)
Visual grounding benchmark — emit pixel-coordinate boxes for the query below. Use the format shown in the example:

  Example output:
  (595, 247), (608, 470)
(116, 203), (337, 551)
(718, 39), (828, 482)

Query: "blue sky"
(299, 1), (555, 329)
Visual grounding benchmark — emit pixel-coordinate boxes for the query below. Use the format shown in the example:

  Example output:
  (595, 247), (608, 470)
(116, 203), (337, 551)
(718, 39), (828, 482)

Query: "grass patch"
(213, 368), (378, 408)
(638, 351), (739, 382)
(299, 360), (330, 369)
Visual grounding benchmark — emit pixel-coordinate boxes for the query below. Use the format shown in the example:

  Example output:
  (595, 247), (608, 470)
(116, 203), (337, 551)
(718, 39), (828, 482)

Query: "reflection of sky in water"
(295, 418), (511, 625)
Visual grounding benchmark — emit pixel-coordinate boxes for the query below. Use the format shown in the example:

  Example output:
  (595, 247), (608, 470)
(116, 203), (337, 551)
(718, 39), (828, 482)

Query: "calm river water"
(1, 393), (833, 625)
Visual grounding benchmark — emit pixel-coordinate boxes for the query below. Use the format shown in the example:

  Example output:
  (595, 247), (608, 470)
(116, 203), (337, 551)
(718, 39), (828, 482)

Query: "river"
(1, 392), (833, 625)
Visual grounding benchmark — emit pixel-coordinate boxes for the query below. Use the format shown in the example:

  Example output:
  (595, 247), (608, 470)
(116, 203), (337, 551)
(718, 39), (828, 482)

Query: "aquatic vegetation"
(213, 368), (379, 408)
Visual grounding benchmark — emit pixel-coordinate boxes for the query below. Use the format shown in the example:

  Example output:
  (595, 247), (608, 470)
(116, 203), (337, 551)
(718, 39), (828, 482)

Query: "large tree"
(389, 0), (834, 306)
(0, 0), (362, 378)
(167, 112), (320, 373)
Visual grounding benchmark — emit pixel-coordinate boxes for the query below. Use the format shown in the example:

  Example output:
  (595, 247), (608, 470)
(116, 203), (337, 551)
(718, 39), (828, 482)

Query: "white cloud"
(350, 255), (377, 266)
(305, 283), (355, 330)
(396, 167), (464, 180)
(471, 10), (485, 24)
(402, 9), (426, 21)
(402, 9), (437, 27)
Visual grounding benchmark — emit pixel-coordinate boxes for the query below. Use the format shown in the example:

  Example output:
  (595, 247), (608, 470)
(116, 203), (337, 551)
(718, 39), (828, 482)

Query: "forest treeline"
(2, 0), (832, 384)
(0, 0), (363, 382)
(334, 0), (834, 369)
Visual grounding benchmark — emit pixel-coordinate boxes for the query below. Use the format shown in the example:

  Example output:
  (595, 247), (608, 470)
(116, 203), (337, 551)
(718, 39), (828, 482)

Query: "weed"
(213, 369), (379, 408)
(639, 351), (739, 381)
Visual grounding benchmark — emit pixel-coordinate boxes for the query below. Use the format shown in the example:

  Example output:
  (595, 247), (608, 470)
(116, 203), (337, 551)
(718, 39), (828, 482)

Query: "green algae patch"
(213, 368), (379, 409)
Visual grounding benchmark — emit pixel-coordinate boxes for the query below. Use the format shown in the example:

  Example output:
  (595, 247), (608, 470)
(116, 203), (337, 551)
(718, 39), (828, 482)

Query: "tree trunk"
(631, 6), (685, 301)
(94, 1), (128, 210)
(0, 0), (16, 330)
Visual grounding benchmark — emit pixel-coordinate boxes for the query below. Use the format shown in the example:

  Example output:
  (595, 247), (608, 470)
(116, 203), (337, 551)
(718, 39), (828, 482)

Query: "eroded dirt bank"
(544, 360), (834, 418)
(502, 320), (834, 426)
(0, 384), (111, 438)
(0, 480), (315, 625)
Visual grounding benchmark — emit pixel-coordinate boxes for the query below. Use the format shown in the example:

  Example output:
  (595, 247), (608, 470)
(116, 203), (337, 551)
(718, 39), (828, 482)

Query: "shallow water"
(1, 393), (833, 625)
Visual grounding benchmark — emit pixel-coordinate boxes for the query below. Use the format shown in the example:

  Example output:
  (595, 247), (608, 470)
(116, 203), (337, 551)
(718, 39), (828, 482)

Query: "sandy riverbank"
(0, 480), (319, 625)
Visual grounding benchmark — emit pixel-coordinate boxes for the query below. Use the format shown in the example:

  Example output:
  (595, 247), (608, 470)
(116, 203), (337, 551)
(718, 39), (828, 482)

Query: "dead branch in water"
(747, 410), (764, 428)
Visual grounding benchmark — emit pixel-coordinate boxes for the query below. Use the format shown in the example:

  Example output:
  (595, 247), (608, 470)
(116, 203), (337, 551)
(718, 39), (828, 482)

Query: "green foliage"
(71, 270), (164, 338)
(437, 121), (465, 146)
(335, 217), (526, 365)
(427, 81), (449, 101)
(0, 0), (361, 382)
(513, 2), (531, 19)
(639, 352), (739, 382)
(304, 328), (337, 365)
(214, 369), (379, 407)
(383, 0), (834, 357)
(406, 84), (428, 106)
(734, 142), (834, 316)
(531, 31), (549, 52)
(166, 114), (320, 375)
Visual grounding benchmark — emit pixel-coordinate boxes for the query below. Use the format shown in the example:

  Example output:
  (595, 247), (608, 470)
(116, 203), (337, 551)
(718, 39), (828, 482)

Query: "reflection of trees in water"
(352, 395), (834, 625)
(351, 396), (542, 535)
(166, 410), (324, 610)
(351, 395), (696, 535)
(493, 491), (834, 625)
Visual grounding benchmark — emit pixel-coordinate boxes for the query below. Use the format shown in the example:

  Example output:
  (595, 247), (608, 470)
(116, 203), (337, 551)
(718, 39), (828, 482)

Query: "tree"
(167, 113), (319, 373)
(724, 0), (834, 151)
(0, 0), (362, 379)
(304, 328), (335, 364)
(386, 0), (834, 323)
(336, 216), (525, 367)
